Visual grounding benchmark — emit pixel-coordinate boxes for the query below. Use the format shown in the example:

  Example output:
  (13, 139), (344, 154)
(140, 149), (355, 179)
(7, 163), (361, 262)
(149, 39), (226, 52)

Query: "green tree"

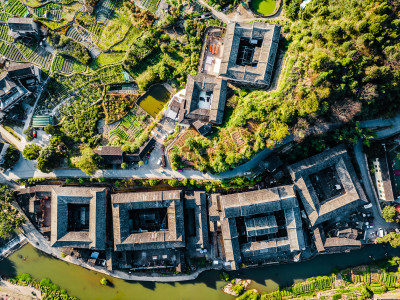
(76, 147), (103, 175)
(382, 206), (397, 223)
(147, 179), (160, 186)
(121, 162), (127, 169)
(44, 124), (56, 135)
(377, 232), (400, 248)
(23, 127), (33, 141)
(37, 146), (59, 173)
(100, 277), (108, 286)
(0, 185), (24, 238)
(167, 179), (180, 187)
(23, 144), (42, 160)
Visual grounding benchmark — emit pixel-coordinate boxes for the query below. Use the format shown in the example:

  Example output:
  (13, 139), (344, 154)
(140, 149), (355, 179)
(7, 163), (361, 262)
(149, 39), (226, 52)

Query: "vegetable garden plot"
(51, 55), (64, 72)
(0, 40), (25, 61)
(0, 12), (12, 21)
(15, 42), (53, 68)
(97, 64), (125, 84)
(32, 3), (61, 17)
(0, 24), (12, 42)
(4, 0), (29, 16)
(107, 112), (144, 142)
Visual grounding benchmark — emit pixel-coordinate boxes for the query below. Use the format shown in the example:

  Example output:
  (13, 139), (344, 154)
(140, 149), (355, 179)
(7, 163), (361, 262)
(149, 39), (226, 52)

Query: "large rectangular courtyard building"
(219, 22), (280, 88)
(217, 185), (305, 270)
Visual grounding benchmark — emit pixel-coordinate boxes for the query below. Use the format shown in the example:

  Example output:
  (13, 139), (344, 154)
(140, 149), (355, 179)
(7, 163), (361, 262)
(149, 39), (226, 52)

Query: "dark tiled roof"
(219, 22), (280, 87)
(179, 74), (227, 125)
(184, 191), (209, 251)
(288, 145), (368, 226)
(111, 191), (185, 251)
(219, 185), (305, 266)
(94, 146), (123, 164)
(50, 186), (107, 250)
(7, 63), (35, 79)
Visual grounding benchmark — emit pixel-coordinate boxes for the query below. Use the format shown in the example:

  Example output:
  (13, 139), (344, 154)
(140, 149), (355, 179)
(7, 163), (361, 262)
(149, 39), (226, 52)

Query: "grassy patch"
(96, 64), (125, 84)
(111, 26), (141, 51)
(250, 0), (277, 15)
(97, 6), (132, 50)
(95, 52), (126, 67)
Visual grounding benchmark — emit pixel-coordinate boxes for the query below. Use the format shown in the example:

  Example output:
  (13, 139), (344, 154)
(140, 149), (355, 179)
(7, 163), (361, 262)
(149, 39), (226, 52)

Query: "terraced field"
(15, 42), (53, 68)
(51, 55), (64, 72)
(108, 112), (144, 141)
(4, 0), (29, 16)
(0, 24), (13, 42)
(0, 40), (26, 61)
(141, 0), (160, 13)
(32, 3), (62, 17)
(96, 0), (116, 22)
(65, 25), (96, 47)
(97, 64), (125, 84)
(0, 12), (12, 21)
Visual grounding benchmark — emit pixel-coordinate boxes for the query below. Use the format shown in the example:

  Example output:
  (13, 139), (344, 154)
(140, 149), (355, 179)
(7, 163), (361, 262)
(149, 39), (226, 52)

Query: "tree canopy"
(0, 185), (24, 238)
(23, 144), (42, 160)
(172, 0), (400, 173)
(37, 146), (60, 173)
(382, 205), (398, 223)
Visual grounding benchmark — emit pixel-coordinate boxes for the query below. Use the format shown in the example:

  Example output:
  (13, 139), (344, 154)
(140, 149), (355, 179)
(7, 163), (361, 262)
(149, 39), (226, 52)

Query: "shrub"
(167, 179), (180, 187)
(44, 124), (56, 135)
(100, 277), (108, 285)
(23, 144), (42, 160)
(382, 206), (397, 223)
(121, 162), (127, 169)
(147, 179), (160, 186)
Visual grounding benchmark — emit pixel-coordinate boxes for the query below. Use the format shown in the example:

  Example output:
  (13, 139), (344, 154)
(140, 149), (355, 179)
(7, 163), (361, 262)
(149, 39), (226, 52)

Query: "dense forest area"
(173, 0), (400, 174)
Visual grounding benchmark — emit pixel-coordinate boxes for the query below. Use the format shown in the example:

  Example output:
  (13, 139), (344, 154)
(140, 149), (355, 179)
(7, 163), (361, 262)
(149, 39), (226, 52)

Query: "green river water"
(0, 243), (399, 300)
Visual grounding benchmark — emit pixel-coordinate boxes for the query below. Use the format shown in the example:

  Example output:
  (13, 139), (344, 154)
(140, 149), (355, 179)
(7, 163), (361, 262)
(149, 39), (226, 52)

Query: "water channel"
(0, 244), (399, 300)
(137, 84), (171, 118)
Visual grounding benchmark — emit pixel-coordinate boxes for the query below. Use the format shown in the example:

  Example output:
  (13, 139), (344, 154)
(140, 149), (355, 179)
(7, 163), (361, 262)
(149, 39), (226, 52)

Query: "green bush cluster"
(10, 273), (78, 300)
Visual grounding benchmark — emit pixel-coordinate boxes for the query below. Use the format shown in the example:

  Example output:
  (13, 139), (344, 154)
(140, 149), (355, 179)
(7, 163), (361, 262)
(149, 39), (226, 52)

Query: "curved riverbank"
(1, 243), (399, 300)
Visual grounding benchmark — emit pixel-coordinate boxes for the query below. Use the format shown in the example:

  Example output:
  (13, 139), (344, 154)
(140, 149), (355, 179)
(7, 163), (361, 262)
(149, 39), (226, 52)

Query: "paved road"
(353, 141), (391, 230)
(195, 0), (283, 24)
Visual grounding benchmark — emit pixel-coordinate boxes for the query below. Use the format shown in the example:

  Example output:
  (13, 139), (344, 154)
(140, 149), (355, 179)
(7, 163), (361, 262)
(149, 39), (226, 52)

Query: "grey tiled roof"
(219, 22), (280, 87)
(184, 191), (210, 250)
(179, 74), (227, 125)
(50, 186), (107, 250)
(288, 145), (368, 226)
(219, 185), (305, 266)
(111, 191), (185, 251)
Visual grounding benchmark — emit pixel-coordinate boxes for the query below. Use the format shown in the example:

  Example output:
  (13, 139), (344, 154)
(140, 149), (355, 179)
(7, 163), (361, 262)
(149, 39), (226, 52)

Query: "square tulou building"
(111, 190), (209, 270)
(216, 185), (306, 270)
(288, 145), (368, 227)
(51, 186), (107, 250)
(219, 22), (280, 88)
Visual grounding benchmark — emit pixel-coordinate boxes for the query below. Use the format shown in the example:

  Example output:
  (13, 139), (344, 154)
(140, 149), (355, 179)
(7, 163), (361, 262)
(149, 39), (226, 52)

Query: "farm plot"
(111, 25), (141, 52)
(4, 0), (29, 16)
(32, 3), (62, 17)
(102, 93), (138, 124)
(0, 40), (26, 61)
(0, 24), (12, 42)
(97, 64), (125, 84)
(15, 42), (53, 68)
(97, 4), (132, 50)
(65, 25), (96, 48)
(95, 0), (116, 23)
(51, 55), (64, 72)
(0, 12), (12, 21)
(97, 20), (129, 49)
(141, 0), (161, 13)
(107, 112), (144, 142)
